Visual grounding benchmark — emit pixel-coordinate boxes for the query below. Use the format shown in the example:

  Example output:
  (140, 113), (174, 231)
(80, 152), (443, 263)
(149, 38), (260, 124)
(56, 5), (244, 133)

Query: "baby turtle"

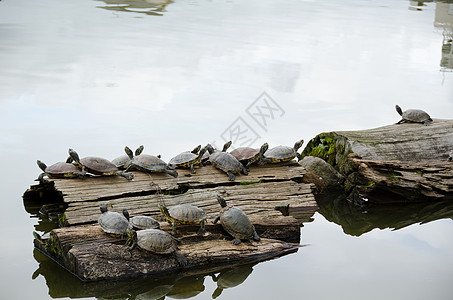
(207, 144), (248, 181)
(213, 195), (260, 245)
(36, 160), (81, 183)
(98, 204), (130, 237)
(68, 149), (134, 180)
(261, 139), (304, 164)
(126, 228), (187, 267)
(168, 146), (207, 173)
(202, 141), (232, 166)
(112, 145), (144, 169)
(229, 143), (269, 170)
(124, 146), (178, 177)
(130, 215), (160, 230)
(158, 203), (207, 236)
(395, 105), (432, 125)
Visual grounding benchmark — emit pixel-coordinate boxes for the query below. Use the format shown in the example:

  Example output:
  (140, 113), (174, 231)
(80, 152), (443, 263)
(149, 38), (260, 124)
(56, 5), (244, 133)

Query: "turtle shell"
(230, 147), (259, 162)
(98, 210), (130, 235)
(219, 206), (256, 240)
(168, 204), (207, 224)
(169, 152), (198, 167)
(136, 229), (178, 254)
(38, 161), (80, 178)
(402, 109), (432, 123)
(111, 155), (131, 169)
(81, 156), (118, 175)
(133, 154), (169, 172)
(209, 152), (244, 173)
(263, 146), (297, 163)
(130, 215), (160, 230)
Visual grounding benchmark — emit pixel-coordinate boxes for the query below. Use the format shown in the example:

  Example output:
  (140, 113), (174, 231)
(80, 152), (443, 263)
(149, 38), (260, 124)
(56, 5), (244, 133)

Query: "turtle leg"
(227, 171), (236, 181)
(253, 231), (261, 242)
(212, 215), (220, 224)
(174, 251), (188, 267)
(396, 119), (406, 124)
(197, 220), (206, 236)
(165, 169), (178, 178)
(189, 161), (196, 174)
(37, 172), (46, 184)
(232, 238), (242, 245)
(116, 170), (134, 180)
(172, 222), (177, 235)
(241, 165), (248, 176)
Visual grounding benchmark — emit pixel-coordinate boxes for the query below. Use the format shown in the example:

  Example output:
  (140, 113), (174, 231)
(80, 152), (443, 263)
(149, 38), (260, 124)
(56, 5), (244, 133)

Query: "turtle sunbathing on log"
(395, 105), (432, 125)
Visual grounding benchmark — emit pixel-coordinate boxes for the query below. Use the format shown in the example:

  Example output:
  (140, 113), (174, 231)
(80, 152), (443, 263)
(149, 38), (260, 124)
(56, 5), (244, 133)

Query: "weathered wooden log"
(35, 214), (301, 281)
(26, 163), (317, 281)
(302, 119), (453, 203)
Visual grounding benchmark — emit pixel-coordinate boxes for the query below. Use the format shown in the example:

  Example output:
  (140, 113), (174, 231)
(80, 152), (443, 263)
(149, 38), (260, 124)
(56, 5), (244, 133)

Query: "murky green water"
(1, 0), (453, 299)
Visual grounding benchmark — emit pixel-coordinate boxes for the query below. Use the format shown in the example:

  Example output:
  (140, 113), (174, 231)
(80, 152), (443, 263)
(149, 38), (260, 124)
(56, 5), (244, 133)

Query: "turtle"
(68, 148), (134, 180)
(207, 144), (248, 181)
(158, 203), (207, 236)
(212, 194), (260, 245)
(36, 160), (82, 183)
(98, 203), (131, 237)
(124, 146), (178, 178)
(168, 145), (207, 173)
(395, 105), (433, 125)
(229, 142), (269, 170)
(201, 141), (232, 166)
(126, 228), (188, 267)
(111, 145), (144, 169)
(261, 139), (304, 164)
(130, 215), (160, 230)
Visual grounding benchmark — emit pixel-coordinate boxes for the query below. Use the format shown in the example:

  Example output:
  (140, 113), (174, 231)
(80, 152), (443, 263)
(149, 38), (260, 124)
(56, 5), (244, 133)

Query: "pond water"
(1, 0), (453, 299)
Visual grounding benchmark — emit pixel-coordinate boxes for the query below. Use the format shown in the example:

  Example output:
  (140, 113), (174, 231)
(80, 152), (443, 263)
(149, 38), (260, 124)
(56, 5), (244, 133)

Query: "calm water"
(1, 0), (453, 299)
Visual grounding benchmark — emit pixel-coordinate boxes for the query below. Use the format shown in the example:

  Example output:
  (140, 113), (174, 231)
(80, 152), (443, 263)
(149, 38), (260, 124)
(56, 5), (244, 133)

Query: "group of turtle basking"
(97, 194), (260, 267)
(36, 139), (305, 183)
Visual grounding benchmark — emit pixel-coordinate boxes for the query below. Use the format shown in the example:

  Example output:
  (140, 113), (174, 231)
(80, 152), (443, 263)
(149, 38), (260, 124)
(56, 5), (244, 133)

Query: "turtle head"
(222, 141), (232, 152)
(135, 145), (144, 156)
(395, 105), (403, 116)
(158, 204), (170, 218)
(122, 209), (130, 221)
(293, 139), (304, 151)
(37, 160), (47, 172)
(216, 194), (227, 208)
(100, 203), (108, 213)
(124, 146), (134, 159)
(68, 149), (81, 165)
(206, 144), (215, 155)
(125, 228), (138, 249)
(259, 143), (269, 155)
(191, 145), (202, 154)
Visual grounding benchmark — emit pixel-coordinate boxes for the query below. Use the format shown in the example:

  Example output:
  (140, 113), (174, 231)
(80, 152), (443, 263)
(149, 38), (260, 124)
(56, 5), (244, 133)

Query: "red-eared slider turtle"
(126, 228), (188, 267)
(207, 144), (248, 181)
(158, 203), (207, 236)
(212, 194), (260, 245)
(229, 143), (269, 170)
(130, 215), (160, 230)
(68, 149), (134, 180)
(261, 139), (304, 164)
(124, 146), (178, 178)
(36, 160), (81, 183)
(395, 105), (432, 125)
(169, 146), (207, 173)
(98, 203), (130, 237)
(112, 145), (144, 169)
(202, 141), (232, 166)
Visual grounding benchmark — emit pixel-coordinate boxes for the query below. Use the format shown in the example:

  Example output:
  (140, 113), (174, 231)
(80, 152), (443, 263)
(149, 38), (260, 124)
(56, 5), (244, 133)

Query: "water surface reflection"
(317, 192), (453, 236)
(95, 0), (174, 16)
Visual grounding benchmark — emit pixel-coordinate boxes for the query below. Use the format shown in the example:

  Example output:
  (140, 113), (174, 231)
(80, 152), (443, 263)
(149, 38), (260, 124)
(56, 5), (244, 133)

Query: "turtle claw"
(232, 238), (242, 245)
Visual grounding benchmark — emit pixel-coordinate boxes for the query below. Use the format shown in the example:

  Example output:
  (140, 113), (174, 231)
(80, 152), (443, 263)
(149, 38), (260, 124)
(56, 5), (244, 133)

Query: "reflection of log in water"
(317, 191), (453, 236)
(95, 0), (174, 16)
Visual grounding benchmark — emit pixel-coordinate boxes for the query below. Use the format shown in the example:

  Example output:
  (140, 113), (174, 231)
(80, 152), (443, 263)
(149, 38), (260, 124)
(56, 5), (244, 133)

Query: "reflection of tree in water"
(211, 264), (253, 299)
(317, 191), (453, 237)
(95, 0), (174, 16)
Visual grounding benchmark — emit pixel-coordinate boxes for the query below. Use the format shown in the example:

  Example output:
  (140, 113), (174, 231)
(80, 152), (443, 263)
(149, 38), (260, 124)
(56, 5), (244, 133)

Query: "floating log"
(26, 163), (317, 281)
(302, 119), (453, 203)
